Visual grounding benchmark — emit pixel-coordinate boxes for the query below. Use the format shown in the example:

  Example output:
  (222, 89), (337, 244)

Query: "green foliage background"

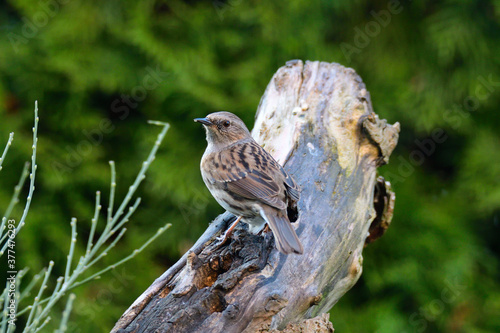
(1, 0), (499, 332)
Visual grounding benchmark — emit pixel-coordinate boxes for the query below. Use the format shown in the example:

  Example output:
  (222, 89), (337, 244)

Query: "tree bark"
(112, 60), (400, 332)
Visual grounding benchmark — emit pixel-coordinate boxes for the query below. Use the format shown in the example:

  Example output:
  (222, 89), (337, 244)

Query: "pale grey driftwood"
(112, 60), (399, 333)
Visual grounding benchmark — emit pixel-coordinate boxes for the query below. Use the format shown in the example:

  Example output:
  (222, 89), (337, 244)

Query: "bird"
(194, 111), (303, 255)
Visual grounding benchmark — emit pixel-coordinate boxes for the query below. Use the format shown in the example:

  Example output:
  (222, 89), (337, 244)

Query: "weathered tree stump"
(112, 60), (400, 332)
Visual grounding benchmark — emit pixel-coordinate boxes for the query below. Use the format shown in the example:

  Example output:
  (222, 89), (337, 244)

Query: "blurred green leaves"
(0, 0), (499, 331)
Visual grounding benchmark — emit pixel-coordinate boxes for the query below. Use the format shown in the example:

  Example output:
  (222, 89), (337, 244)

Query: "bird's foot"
(258, 224), (271, 235)
(214, 215), (242, 247)
(215, 231), (231, 246)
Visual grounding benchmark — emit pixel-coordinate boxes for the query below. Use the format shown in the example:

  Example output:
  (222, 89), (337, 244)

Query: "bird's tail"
(260, 206), (303, 255)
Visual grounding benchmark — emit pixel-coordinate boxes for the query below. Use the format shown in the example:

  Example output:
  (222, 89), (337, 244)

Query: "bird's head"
(194, 112), (251, 147)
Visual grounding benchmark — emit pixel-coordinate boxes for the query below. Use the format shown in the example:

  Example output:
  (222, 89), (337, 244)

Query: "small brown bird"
(195, 111), (303, 255)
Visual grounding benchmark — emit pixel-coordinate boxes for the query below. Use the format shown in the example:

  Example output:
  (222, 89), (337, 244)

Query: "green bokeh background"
(1, 0), (499, 332)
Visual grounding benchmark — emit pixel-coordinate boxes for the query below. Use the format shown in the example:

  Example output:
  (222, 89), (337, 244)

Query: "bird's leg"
(216, 216), (242, 245)
(259, 224), (271, 235)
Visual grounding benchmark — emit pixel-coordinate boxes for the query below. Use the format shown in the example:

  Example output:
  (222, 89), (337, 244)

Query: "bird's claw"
(214, 232), (231, 249)
(213, 215), (241, 248)
(216, 234), (228, 244)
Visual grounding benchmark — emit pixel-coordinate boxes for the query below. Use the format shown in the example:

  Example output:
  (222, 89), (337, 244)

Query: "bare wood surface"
(112, 60), (400, 332)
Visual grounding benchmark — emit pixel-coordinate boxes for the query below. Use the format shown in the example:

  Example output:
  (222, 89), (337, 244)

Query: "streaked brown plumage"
(194, 111), (303, 254)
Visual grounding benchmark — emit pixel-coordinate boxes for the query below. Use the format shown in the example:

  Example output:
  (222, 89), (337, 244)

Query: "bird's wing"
(282, 168), (300, 201)
(203, 141), (287, 210)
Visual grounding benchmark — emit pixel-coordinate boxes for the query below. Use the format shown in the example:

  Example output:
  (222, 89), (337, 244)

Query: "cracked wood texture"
(112, 60), (400, 333)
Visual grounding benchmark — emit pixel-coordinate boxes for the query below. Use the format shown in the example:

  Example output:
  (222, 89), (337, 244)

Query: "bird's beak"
(194, 117), (213, 126)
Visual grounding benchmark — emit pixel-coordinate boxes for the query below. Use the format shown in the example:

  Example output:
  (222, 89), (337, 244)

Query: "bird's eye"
(223, 120), (230, 128)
